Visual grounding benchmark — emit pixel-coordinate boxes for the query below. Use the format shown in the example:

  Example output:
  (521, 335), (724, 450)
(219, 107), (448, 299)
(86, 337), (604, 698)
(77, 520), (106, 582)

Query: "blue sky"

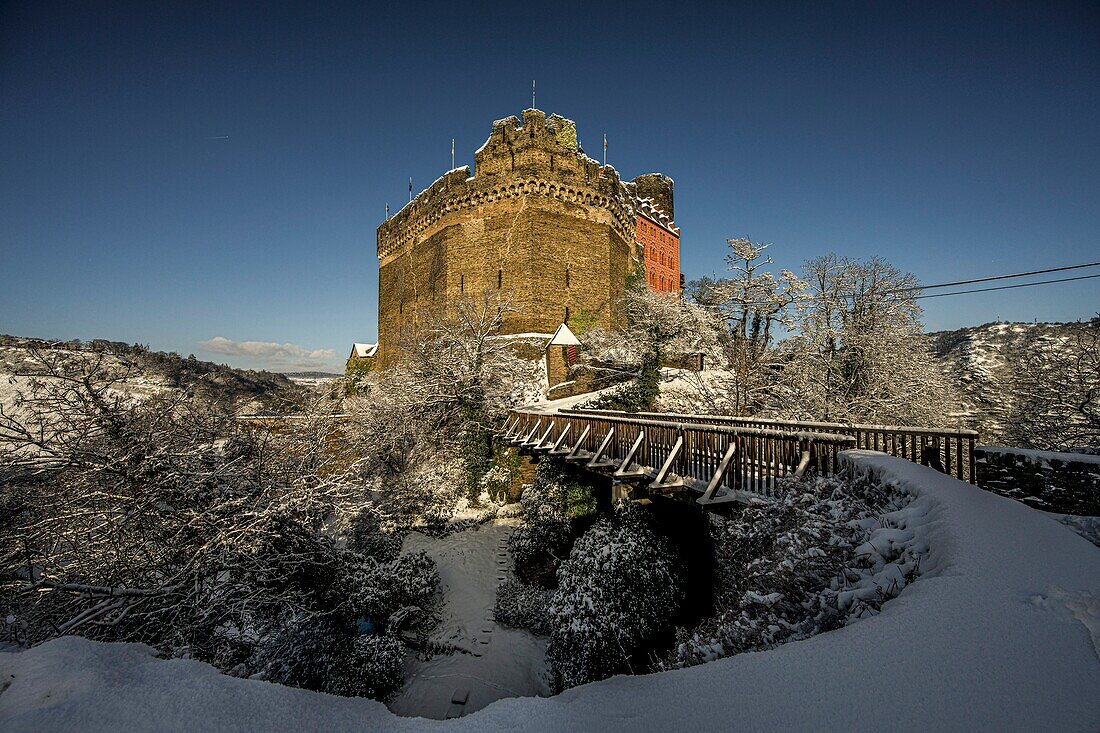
(2, 1), (1097, 372)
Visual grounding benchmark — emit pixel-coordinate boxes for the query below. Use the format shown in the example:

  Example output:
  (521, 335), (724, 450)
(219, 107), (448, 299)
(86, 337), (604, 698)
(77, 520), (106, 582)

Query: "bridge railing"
(560, 408), (979, 483)
(502, 408), (857, 502)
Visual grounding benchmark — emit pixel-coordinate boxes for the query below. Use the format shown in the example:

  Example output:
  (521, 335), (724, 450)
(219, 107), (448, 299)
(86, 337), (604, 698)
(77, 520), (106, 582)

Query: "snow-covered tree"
(581, 275), (721, 411)
(345, 292), (542, 505)
(546, 502), (682, 689)
(674, 239), (804, 415)
(1005, 316), (1100, 450)
(781, 254), (959, 425)
(0, 347), (438, 700)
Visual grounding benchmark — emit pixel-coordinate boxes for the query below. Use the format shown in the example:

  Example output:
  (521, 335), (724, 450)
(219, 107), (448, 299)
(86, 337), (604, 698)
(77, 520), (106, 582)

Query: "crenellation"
(373, 108), (678, 366)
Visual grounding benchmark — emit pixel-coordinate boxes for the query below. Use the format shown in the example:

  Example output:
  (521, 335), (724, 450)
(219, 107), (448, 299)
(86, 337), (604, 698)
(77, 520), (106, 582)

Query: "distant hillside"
(283, 372), (343, 393)
(0, 335), (306, 414)
(931, 321), (1093, 445)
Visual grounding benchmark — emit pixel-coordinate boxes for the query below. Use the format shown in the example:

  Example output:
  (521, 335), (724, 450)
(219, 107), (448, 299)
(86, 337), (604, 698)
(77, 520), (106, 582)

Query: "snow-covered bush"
(662, 472), (913, 670)
(508, 461), (596, 585)
(248, 615), (348, 692)
(521, 461), (597, 521)
(240, 545), (436, 700)
(346, 550), (439, 633)
(250, 615), (406, 701)
(324, 634), (407, 700)
(493, 579), (552, 635)
(546, 503), (682, 690)
(347, 507), (404, 562)
(508, 517), (571, 586)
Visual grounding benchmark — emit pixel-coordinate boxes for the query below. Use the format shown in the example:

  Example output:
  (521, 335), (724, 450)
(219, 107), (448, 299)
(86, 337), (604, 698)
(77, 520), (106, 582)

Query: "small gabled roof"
(350, 342), (378, 358)
(548, 323), (581, 347)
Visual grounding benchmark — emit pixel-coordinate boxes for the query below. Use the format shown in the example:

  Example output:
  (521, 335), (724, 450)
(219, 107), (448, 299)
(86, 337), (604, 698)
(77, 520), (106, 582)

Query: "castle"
(368, 108), (680, 368)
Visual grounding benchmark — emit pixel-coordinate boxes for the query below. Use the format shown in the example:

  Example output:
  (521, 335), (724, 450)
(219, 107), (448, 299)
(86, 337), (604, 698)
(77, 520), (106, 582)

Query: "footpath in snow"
(1, 453), (1098, 732)
(389, 518), (549, 718)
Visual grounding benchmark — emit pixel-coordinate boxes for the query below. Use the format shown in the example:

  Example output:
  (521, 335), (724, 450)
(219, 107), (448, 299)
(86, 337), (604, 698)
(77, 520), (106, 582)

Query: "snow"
(1047, 513), (1100, 547)
(980, 445), (1100, 466)
(350, 343), (378, 358)
(528, 382), (629, 412)
(2, 453), (1099, 731)
(388, 519), (548, 719)
(547, 323), (580, 347)
(485, 332), (555, 341)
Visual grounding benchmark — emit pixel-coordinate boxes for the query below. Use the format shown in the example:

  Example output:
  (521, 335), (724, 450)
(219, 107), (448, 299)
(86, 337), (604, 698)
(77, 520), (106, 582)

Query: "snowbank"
(2, 453), (1099, 731)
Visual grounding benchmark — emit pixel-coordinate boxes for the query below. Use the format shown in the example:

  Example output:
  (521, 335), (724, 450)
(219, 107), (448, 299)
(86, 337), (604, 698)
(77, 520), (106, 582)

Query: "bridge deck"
(561, 408), (979, 483)
(503, 409), (858, 505)
(503, 408), (978, 506)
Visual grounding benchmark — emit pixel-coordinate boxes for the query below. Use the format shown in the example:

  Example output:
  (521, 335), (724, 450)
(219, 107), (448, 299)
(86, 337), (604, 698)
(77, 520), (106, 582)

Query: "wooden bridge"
(502, 407), (978, 506)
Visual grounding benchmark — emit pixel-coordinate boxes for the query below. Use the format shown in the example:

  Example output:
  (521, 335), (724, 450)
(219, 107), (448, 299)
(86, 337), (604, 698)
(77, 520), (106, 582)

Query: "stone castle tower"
(374, 108), (675, 367)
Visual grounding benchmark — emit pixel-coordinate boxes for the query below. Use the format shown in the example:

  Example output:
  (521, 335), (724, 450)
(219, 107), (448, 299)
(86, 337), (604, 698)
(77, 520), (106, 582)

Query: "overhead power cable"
(692, 259), (1100, 309)
(912, 272), (1100, 300)
(896, 260), (1100, 293)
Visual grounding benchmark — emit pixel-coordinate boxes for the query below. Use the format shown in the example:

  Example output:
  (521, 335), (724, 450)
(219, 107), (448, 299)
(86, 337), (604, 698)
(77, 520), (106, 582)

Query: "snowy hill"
(284, 371), (343, 391)
(0, 335), (306, 414)
(931, 321), (1090, 443)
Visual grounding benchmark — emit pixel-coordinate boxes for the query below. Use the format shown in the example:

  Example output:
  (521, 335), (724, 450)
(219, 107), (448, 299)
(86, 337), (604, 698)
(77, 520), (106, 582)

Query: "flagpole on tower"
(603, 133), (607, 166)
(408, 177), (412, 203)
(451, 138), (455, 170)
(531, 80), (535, 109)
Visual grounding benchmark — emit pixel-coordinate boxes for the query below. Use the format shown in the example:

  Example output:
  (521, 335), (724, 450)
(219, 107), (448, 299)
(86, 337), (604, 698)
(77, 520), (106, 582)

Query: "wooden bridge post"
(611, 480), (633, 504)
(649, 428), (685, 491)
(921, 436), (946, 473)
(794, 437), (813, 478)
(612, 429), (647, 479)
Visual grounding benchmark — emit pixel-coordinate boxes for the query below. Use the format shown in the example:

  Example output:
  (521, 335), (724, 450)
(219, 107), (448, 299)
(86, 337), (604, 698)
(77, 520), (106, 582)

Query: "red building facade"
(635, 198), (680, 294)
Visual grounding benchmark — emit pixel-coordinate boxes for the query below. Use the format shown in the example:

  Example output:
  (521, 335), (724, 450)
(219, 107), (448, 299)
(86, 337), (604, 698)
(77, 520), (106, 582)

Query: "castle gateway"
(374, 108), (679, 367)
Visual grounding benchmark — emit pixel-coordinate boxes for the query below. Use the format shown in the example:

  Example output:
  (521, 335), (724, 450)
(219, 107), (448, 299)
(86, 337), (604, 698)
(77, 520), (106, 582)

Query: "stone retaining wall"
(974, 445), (1100, 515)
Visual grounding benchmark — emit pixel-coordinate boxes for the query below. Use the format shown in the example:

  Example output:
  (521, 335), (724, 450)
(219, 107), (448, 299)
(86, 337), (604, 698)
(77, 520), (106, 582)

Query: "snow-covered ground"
(1, 452), (1098, 731)
(1049, 513), (1100, 547)
(529, 381), (633, 412)
(389, 519), (549, 718)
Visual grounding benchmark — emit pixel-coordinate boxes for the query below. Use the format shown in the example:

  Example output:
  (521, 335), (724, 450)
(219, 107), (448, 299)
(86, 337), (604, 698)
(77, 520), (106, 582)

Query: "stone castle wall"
(375, 109), (660, 366)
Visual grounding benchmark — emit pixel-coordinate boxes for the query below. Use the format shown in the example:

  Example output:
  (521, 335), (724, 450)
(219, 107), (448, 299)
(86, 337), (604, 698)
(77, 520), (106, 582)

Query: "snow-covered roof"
(548, 323), (581, 347)
(349, 342), (377, 359)
(635, 197), (677, 232)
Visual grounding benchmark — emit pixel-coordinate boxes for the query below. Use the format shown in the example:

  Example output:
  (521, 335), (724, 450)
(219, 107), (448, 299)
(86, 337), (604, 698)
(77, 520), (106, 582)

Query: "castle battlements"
(377, 109), (656, 264)
(372, 109), (678, 366)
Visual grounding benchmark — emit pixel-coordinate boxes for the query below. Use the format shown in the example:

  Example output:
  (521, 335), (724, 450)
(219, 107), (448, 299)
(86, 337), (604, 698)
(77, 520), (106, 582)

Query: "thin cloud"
(199, 336), (340, 372)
